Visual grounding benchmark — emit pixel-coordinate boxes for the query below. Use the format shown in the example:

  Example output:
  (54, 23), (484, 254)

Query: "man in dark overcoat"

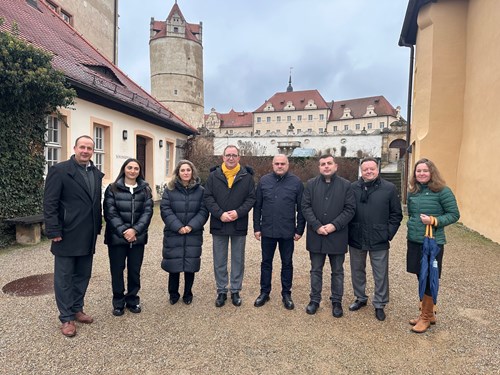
(204, 145), (255, 308)
(348, 158), (402, 321)
(302, 154), (355, 318)
(43, 135), (104, 337)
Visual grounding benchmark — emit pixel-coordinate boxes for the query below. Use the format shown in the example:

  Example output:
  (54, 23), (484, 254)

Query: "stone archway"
(389, 138), (407, 162)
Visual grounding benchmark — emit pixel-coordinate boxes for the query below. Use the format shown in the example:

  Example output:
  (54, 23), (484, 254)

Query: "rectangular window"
(333, 125), (338, 132)
(255, 130), (261, 135)
(355, 123), (360, 130)
(277, 116), (281, 122)
(308, 115), (313, 121)
(319, 128), (324, 134)
(229, 130), (233, 134)
(45, 115), (61, 173)
(297, 115), (302, 122)
(297, 128), (302, 133)
(61, 10), (72, 24)
(165, 142), (172, 175)
(287, 116), (291, 122)
(319, 114), (324, 121)
(266, 116), (271, 123)
(257, 117), (261, 123)
(46, 1), (57, 11)
(344, 124), (349, 130)
(308, 128), (312, 132)
(94, 126), (104, 171)
(380, 121), (385, 129)
(367, 123), (373, 129)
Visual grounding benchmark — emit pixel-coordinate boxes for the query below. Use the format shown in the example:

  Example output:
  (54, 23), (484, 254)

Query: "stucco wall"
(62, 98), (187, 199)
(412, 0), (500, 243)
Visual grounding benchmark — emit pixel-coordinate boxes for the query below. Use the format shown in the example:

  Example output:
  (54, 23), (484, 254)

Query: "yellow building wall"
(412, 0), (500, 243)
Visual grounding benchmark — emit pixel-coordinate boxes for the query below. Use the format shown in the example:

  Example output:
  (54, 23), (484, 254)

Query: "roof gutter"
(66, 78), (196, 136)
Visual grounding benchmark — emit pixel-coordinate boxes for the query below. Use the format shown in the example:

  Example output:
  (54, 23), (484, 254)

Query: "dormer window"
(305, 99), (317, 109)
(264, 102), (275, 112)
(363, 105), (376, 117)
(342, 107), (353, 119)
(284, 101), (295, 111)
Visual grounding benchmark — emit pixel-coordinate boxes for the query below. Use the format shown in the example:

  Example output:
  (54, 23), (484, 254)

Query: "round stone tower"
(149, 2), (204, 128)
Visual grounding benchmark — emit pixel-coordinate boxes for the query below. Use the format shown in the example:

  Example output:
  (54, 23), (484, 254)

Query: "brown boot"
(409, 301), (437, 325)
(411, 295), (433, 333)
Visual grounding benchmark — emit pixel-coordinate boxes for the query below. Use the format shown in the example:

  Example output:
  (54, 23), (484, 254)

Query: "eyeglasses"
(224, 154), (239, 158)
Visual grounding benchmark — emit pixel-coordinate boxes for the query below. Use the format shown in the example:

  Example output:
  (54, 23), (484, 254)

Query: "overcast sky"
(118, 0), (410, 116)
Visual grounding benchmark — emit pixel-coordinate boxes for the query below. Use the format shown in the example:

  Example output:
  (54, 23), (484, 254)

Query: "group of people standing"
(43, 137), (459, 338)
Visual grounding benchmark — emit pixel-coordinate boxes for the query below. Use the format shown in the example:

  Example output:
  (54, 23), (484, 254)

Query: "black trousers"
(168, 272), (195, 298)
(108, 244), (145, 308)
(54, 253), (93, 323)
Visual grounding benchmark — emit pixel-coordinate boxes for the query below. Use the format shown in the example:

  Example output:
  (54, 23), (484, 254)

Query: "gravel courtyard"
(0, 208), (499, 374)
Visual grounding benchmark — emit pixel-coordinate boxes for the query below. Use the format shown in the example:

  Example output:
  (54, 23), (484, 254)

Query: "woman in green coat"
(407, 158), (459, 333)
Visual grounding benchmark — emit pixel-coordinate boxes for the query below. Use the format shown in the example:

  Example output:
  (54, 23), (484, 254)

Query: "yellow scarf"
(222, 163), (240, 188)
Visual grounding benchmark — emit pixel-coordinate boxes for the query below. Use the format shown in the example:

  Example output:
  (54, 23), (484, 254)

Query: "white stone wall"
(213, 133), (382, 158)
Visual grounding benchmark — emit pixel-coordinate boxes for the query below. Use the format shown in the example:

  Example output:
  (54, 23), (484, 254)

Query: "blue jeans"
(309, 252), (345, 304)
(260, 237), (294, 296)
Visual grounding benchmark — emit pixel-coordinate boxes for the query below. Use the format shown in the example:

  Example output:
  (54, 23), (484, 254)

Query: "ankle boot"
(411, 295), (433, 333)
(409, 300), (437, 325)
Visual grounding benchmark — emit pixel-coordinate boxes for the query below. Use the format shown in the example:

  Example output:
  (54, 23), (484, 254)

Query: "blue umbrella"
(419, 224), (441, 304)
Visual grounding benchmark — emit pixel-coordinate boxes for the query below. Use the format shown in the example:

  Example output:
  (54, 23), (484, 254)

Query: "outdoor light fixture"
(122, 130), (128, 140)
(159, 139), (163, 148)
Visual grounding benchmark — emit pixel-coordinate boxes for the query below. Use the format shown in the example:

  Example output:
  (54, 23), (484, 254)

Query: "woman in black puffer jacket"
(161, 160), (209, 305)
(104, 158), (153, 316)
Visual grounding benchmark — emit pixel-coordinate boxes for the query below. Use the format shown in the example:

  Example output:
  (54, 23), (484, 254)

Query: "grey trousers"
(309, 252), (345, 304)
(349, 246), (389, 309)
(54, 254), (93, 323)
(212, 235), (246, 294)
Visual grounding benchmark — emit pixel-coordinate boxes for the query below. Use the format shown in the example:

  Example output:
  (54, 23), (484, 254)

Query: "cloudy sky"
(118, 0), (410, 116)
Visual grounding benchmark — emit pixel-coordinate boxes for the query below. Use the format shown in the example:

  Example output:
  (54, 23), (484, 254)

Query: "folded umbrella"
(418, 223), (441, 304)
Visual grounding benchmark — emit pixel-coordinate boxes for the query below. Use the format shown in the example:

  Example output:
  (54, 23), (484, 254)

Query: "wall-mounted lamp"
(159, 139), (163, 148)
(122, 130), (128, 140)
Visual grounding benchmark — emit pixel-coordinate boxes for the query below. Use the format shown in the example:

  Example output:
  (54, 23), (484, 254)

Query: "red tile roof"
(206, 109), (253, 129)
(254, 90), (330, 113)
(329, 95), (398, 121)
(0, 0), (195, 134)
(150, 2), (201, 43)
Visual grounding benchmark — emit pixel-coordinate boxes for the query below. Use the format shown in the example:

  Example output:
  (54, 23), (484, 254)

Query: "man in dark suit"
(43, 135), (104, 337)
(302, 155), (355, 318)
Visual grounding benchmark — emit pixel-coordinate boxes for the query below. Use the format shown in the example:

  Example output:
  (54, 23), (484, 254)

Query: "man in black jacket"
(43, 135), (104, 337)
(348, 158), (402, 321)
(253, 154), (305, 310)
(204, 145), (255, 307)
(302, 155), (355, 318)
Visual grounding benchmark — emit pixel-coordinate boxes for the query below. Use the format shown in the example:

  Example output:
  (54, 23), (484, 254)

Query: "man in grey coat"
(43, 135), (104, 337)
(348, 158), (402, 321)
(302, 155), (355, 318)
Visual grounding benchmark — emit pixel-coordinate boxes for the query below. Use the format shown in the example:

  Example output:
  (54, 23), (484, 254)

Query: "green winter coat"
(407, 184), (460, 244)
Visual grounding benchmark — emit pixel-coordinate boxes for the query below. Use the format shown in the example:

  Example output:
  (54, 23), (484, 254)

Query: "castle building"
(205, 84), (406, 164)
(149, 2), (204, 129)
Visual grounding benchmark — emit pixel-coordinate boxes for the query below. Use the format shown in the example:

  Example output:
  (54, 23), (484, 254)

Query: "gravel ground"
(0, 208), (499, 375)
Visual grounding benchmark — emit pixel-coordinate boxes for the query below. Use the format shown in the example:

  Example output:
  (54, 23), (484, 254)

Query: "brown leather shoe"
(75, 311), (94, 324)
(61, 321), (76, 337)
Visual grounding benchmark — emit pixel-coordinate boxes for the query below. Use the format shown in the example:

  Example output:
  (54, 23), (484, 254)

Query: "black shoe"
(112, 307), (124, 316)
(332, 302), (343, 318)
(306, 301), (319, 315)
(254, 293), (270, 307)
(126, 304), (141, 314)
(375, 308), (386, 321)
(215, 293), (227, 307)
(282, 294), (295, 310)
(182, 295), (193, 305)
(169, 294), (180, 305)
(231, 292), (242, 307)
(349, 299), (368, 311)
